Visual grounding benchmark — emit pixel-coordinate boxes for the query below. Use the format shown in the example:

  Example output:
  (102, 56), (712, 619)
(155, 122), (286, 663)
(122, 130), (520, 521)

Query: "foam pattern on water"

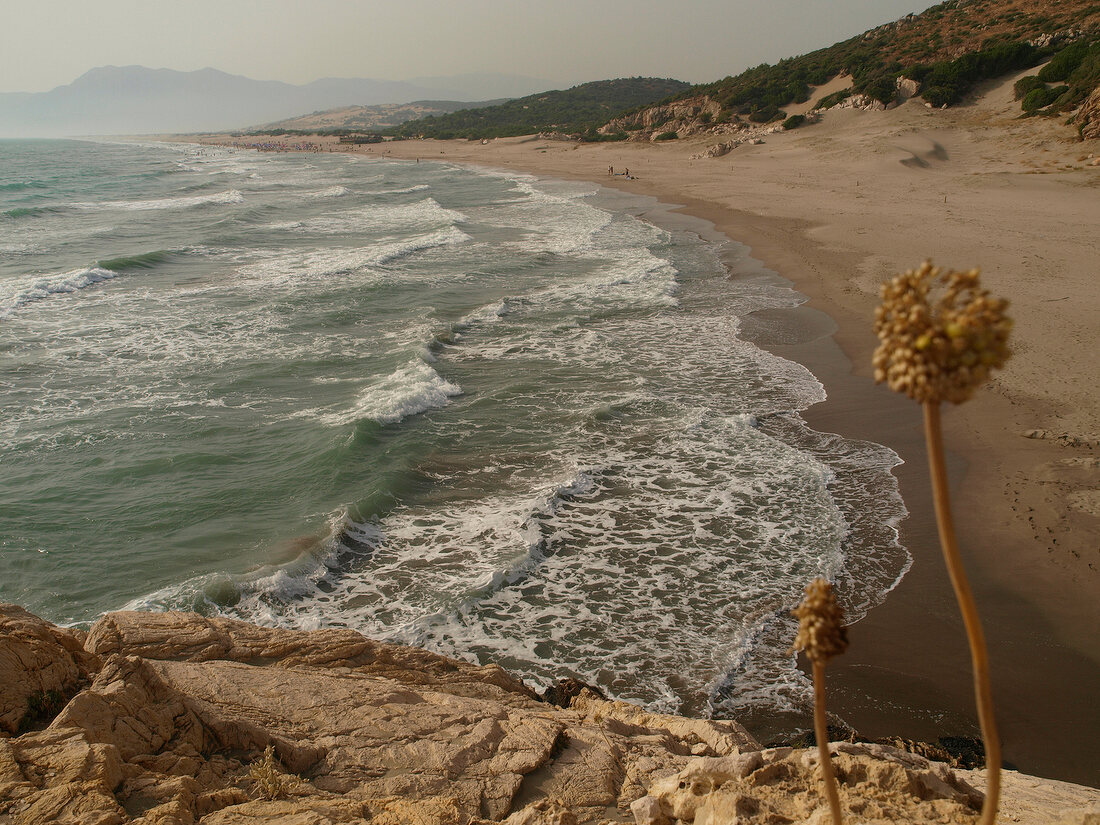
(1, 145), (909, 726)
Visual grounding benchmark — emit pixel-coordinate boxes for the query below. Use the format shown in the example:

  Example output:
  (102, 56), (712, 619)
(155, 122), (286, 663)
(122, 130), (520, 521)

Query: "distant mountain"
(391, 78), (692, 140)
(0, 66), (554, 138)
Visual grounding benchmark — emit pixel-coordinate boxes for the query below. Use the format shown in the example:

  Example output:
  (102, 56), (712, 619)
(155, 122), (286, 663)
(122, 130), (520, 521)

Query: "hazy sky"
(3, 0), (940, 94)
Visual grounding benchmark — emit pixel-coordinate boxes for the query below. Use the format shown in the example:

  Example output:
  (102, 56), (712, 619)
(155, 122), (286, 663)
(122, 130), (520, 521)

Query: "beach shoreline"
(191, 82), (1098, 785)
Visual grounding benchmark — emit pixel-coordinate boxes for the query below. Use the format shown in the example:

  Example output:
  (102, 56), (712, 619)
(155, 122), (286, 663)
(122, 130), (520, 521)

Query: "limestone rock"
(503, 797), (579, 825)
(833, 93), (887, 112)
(601, 95), (725, 140)
(3, 607), (1097, 824)
(690, 142), (735, 160)
(1076, 85), (1100, 142)
(85, 610), (538, 706)
(896, 76), (921, 100)
(570, 694), (758, 758)
(0, 603), (100, 734)
(631, 743), (988, 824)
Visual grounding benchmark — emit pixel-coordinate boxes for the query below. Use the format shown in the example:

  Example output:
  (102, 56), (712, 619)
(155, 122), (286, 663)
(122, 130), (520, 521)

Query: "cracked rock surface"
(1, 606), (1096, 824)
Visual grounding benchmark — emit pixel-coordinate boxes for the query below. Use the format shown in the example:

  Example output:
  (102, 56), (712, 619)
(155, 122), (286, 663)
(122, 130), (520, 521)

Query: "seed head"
(872, 261), (1012, 404)
(792, 578), (848, 665)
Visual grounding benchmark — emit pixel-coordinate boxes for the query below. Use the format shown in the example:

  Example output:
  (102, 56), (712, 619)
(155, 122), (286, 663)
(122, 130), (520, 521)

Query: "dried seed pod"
(872, 261), (1012, 404)
(791, 578), (848, 665)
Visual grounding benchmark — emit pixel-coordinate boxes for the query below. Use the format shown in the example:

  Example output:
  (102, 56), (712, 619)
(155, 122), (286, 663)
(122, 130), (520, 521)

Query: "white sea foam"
(265, 199), (465, 236)
(207, 410), (852, 716)
(311, 359), (462, 426)
(235, 225), (470, 286)
(0, 266), (117, 319)
(368, 183), (431, 195)
(76, 190), (244, 211)
(308, 185), (352, 198)
(455, 299), (510, 331)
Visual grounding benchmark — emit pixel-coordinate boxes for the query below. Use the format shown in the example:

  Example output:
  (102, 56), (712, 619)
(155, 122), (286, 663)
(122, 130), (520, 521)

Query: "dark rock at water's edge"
(540, 677), (608, 708)
(769, 724), (988, 771)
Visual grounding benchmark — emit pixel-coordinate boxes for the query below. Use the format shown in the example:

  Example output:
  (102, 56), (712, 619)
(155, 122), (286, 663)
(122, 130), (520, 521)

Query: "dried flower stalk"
(873, 261), (1009, 825)
(792, 577), (849, 825)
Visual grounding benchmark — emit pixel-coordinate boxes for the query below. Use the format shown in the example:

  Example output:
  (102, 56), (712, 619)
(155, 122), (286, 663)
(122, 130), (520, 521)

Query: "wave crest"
(1, 266), (117, 319)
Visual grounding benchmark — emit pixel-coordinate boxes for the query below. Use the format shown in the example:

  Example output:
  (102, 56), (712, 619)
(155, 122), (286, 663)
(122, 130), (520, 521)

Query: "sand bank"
(195, 75), (1098, 785)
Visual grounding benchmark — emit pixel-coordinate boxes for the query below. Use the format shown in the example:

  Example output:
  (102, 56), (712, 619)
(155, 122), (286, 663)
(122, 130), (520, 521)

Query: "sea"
(0, 138), (909, 732)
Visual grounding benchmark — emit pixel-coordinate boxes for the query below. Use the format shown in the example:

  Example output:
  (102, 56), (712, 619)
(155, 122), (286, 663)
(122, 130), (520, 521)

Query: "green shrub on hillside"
(390, 77), (690, 140)
(918, 40), (1044, 106)
(782, 114), (807, 129)
(1013, 75), (1045, 99)
(861, 72), (901, 104)
(1022, 85), (1069, 111)
(1060, 42), (1100, 107)
(1038, 41), (1091, 81)
(1012, 39), (1100, 115)
(748, 105), (783, 123)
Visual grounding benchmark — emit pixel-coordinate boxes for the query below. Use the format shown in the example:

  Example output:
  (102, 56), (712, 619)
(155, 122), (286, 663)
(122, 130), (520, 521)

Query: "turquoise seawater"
(0, 138), (907, 724)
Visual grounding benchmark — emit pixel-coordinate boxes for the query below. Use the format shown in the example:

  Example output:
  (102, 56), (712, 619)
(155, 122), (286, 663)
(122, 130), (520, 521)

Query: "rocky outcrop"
(629, 744), (985, 824)
(1075, 84), (1100, 141)
(0, 605), (100, 735)
(895, 76), (921, 101)
(689, 125), (786, 160)
(1, 609), (759, 824)
(601, 96), (729, 141)
(2, 606), (1097, 824)
(830, 93), (888, 112)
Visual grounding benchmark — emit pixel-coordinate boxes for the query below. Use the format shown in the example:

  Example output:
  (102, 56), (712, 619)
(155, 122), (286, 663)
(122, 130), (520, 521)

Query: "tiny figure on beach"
(624, 168), (629, 177)
(609, 165), (614, 175)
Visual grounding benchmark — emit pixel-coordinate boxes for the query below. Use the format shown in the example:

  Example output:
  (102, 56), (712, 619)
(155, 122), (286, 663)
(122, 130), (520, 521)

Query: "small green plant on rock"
(18, 689), (67, 732)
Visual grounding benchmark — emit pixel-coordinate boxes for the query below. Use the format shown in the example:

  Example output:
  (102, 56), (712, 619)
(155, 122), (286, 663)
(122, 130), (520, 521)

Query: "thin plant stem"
(813, 660), (844, 825)
(923, 401), (1001, 825)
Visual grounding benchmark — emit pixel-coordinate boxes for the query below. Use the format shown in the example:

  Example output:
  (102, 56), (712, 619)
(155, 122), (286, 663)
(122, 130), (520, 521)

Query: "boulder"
(896, 76), (921, 100)
(1076, 84), (1100, 142)
(0, 603), (100, 734)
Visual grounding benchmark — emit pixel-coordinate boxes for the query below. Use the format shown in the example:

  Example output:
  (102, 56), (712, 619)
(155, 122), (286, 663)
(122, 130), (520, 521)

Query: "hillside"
(251, 99), (507, 134)
(602, 0), (1100, 141)
(389, 77), (691, 140)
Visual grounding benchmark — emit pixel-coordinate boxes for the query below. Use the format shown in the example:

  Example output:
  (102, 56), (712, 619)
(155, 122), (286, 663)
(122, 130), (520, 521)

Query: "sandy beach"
(196, 72), (1099, 785)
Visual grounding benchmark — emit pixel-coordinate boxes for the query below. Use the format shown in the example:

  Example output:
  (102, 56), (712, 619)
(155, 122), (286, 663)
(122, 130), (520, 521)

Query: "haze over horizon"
(4, 0), (940, 96)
